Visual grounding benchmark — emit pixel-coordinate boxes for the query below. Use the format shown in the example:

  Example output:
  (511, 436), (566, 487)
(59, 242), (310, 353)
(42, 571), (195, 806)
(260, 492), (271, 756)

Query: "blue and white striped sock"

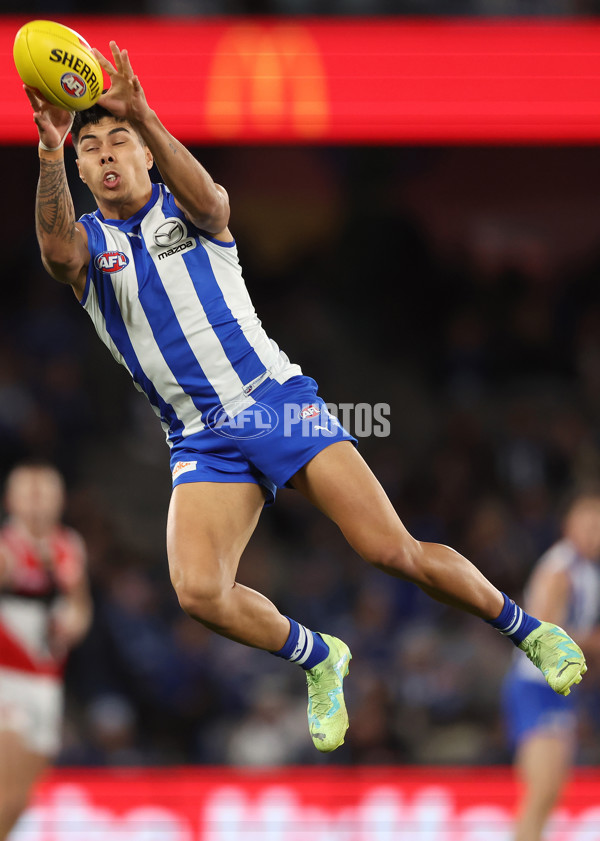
(486, 592), (541, 646)
(272, 617), (330, 670)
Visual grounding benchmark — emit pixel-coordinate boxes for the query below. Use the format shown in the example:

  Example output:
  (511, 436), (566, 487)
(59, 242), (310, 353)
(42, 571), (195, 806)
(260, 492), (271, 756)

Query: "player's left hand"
(48, 616), (73, 661)
(48, 599), (86, 660)
(23, 84), (74, 150)
(93, 41), (152, 125)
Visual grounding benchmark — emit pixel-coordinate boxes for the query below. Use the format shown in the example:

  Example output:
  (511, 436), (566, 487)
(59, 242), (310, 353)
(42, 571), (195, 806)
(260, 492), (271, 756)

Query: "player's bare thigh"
(0, 729), (48, 831)
(167, 480), (290, 649)
(516, 730), (574, 793)
(167, 481), (266, 598)
(290, 440), (412, 563)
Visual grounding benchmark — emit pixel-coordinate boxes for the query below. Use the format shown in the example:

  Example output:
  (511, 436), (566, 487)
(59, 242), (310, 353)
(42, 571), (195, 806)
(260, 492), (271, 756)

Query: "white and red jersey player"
(0, 464), (91, 772)
(0, 463), (91, 841)
(0, 519), (87, 680)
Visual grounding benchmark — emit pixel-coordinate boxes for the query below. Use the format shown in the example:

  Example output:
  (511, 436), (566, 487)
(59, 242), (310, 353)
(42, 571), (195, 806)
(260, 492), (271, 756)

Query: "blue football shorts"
(502, 669), (577, 750)
(169, 375), (357, 504)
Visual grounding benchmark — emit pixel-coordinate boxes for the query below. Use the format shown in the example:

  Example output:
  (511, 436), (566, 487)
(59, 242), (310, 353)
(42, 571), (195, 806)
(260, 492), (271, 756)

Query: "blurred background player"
(0, 462), (92, 840)
(502, 490), (600, 841)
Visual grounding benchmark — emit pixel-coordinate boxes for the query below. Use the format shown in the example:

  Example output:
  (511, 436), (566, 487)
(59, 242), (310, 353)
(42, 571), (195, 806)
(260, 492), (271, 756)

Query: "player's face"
(5, 467), (65, 535)
(565, 498), (600, 560)
(75, 117), (153, 215)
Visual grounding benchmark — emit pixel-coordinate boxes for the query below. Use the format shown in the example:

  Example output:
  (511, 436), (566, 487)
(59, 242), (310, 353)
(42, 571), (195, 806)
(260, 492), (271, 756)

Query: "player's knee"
(369, 534), (424, 579)
(172, 572), (232, 624)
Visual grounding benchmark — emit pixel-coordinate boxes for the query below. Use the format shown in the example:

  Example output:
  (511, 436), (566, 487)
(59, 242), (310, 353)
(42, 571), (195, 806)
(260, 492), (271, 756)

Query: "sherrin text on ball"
(14, 20), (103, 111)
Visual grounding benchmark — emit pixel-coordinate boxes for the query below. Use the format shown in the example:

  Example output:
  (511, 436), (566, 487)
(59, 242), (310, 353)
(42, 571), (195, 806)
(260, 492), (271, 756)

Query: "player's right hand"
(93, 41), (152, 126)
(23, 84), (74, 151)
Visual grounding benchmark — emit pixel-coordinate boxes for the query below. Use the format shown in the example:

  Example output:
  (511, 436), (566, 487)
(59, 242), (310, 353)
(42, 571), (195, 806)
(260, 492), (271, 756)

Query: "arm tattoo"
(36, 158), (76, 243)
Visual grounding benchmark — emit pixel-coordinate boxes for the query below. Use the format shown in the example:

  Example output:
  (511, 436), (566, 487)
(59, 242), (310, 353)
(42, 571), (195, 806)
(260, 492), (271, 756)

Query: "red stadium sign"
(15, 767), (600, 839)
(3, 17), (600, 143)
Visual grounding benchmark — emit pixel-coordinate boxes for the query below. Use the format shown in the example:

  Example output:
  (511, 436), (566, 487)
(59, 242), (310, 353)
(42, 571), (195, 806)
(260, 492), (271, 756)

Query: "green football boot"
(306, 633), (352, 752)
(519, 621), (587, 696)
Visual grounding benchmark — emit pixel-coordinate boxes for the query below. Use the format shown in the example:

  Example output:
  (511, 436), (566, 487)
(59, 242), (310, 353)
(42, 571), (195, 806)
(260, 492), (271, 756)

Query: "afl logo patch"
(60, 72), (87, 99)
(95, 251), (129, 273)
(154, 218), (186, 249)
(300, 405), (321, 420)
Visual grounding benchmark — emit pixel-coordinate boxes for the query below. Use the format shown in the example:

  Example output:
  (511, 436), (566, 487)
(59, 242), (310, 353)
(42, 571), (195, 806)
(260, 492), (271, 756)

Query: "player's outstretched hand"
(93, 41), (151, 125)
(23, 84), (74, 151)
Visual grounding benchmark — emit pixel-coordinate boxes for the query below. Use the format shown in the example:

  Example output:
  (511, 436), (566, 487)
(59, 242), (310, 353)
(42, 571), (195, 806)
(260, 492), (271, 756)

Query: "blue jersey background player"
(24, 38), (586, 753)
(503, 491), (600, 841)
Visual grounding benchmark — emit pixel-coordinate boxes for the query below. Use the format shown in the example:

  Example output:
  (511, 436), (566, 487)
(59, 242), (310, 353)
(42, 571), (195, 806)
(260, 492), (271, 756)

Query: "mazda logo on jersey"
(153, 217), (197, 260)
(154, 218), (186, 248)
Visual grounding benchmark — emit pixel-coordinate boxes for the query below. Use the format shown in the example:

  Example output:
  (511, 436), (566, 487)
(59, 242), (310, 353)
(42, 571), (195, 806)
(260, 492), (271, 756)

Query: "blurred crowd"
(3, 144), (600, 767)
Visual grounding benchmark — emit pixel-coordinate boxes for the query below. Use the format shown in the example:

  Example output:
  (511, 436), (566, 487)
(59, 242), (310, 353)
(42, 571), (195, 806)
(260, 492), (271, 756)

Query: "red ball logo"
(60, 72), (87, 99)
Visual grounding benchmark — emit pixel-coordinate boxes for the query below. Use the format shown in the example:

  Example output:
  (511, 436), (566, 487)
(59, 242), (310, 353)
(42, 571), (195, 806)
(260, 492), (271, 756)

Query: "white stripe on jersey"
(141, 203), (254, 419)
(85, 224), (205, 437)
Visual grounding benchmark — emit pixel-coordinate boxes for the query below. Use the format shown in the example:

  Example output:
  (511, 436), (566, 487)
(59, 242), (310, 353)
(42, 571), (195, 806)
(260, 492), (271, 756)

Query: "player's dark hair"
(71, 92), (141, 150)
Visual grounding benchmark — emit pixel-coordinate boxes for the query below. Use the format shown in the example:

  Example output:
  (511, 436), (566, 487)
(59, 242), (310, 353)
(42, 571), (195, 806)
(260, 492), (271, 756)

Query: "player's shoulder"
(77, 208), (101, 229)
(0, 521), (22, 551)
(55, 525), (87, 561)
(162, 184), (234, 245)
(159, 182), (179, 210)
(75, 212), (98, 250)
(539, 538), (575, 566)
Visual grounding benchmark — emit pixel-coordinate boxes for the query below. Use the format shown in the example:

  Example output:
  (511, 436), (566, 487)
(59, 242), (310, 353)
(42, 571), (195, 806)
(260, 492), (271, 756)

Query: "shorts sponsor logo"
(95, 251), (129, 273)
(172, 460), (197, 479)
(285, 403), (339, 437)
(60, 71), (87, 98)
(299, 404), (320, 420)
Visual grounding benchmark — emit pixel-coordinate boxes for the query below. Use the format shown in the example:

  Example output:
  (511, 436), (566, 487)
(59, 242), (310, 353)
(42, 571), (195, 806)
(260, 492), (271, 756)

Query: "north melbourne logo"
(154, 217), (196, 260)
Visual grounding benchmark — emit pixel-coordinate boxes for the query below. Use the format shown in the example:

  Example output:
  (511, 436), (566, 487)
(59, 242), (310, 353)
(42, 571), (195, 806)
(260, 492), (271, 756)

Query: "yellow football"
(14, 20), (103, 111)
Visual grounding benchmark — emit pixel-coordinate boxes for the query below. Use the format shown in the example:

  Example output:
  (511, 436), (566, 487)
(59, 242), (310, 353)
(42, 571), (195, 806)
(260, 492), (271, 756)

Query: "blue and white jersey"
(79, 183), (301, 446)
(514, 538), (600, 682)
